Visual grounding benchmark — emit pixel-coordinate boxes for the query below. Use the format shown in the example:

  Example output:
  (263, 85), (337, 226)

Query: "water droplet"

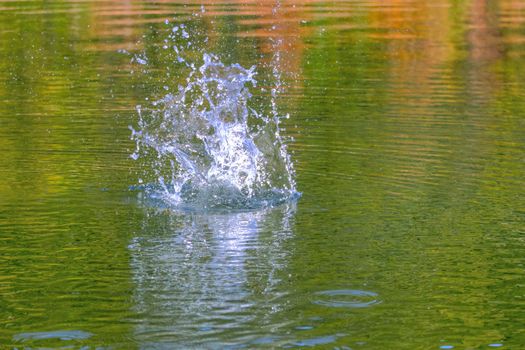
(135, 56), (147, 65)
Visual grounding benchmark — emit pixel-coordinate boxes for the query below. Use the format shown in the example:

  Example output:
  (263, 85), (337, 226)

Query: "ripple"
(133, 182), (301, 212)
(290, 334), (339, 347)
(312, 289), (381, 308)
(13, 330), (92, 342)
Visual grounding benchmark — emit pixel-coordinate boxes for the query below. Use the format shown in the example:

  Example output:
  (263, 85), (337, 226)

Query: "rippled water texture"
(1, 0), (525, 349)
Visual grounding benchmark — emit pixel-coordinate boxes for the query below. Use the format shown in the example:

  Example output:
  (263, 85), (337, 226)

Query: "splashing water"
(130, 22), (298, 210)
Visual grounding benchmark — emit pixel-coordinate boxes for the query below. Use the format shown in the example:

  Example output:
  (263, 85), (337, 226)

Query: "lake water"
(1, 1), (524, 349)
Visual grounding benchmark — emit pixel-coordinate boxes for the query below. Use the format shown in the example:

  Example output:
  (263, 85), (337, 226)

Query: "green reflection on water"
(1, 0), (524, 349)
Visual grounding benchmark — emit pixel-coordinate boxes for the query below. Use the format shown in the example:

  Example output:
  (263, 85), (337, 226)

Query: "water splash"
(130, 20), (298, 210)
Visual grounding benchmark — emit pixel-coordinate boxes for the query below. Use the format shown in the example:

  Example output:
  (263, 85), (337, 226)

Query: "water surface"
(1, 0), (525, 349)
